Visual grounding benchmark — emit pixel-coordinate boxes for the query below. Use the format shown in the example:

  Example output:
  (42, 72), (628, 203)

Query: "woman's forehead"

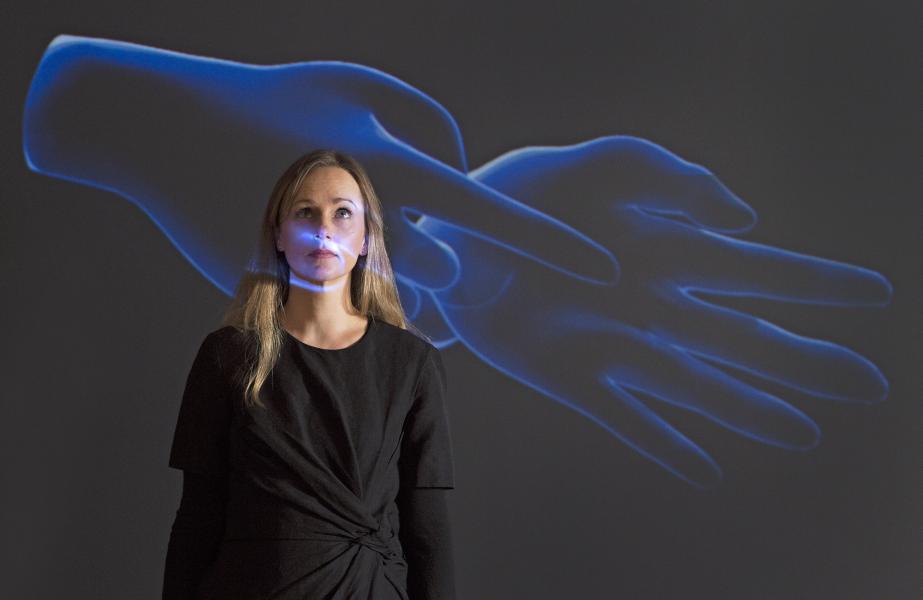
(297, 166), (360, 194)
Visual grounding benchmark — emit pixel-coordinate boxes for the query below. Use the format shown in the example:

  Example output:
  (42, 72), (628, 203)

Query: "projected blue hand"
(414, 136), (891, 487)
(22, 34), (617, 297)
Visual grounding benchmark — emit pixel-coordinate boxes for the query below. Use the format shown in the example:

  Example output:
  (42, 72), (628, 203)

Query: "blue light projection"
(22, 35), (892, 488)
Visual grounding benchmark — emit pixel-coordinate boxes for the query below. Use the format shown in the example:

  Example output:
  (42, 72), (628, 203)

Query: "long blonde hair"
(220, 149), (425, 409)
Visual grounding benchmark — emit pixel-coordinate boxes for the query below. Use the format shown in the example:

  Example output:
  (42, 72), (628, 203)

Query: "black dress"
(162, 316), (457, 599)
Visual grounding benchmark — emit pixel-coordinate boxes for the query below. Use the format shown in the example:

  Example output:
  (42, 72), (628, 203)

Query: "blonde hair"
(220, 149), (426, 409)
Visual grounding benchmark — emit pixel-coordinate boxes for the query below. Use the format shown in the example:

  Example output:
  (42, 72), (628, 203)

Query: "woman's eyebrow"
(295, 197), (357, 206)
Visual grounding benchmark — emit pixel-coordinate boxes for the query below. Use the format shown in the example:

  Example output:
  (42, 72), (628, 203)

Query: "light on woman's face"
(276, 166), (367, 292)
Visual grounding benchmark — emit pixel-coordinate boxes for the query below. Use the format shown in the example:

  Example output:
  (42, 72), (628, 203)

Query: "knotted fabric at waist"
(223, 504), (403, 562)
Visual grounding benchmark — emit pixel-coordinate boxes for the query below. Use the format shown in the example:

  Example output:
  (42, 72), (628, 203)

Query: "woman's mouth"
(310, 249), (337, 257)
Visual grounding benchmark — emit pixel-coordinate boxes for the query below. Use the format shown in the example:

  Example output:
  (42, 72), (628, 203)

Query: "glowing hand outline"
(412, 136), (891, 487)
(22, 34), (617, 296)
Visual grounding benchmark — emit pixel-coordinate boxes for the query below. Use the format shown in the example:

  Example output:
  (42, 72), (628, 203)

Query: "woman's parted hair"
(220, 148), (424, 408)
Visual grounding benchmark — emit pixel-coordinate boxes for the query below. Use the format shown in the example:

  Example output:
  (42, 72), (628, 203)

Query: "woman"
(162, 149), (457, 599)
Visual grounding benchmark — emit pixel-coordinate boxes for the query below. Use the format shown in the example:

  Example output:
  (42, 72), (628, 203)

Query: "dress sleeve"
(400, 345), (456, 489)
(396, 487), (457, 600)
(162, 471), (228, 600)
(168, 332), (232, 476)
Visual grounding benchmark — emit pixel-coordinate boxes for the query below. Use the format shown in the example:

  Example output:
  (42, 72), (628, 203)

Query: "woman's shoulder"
(372, 316), (437, 356)
(200, 325), (254, 363)
(205, 324), (250, 344)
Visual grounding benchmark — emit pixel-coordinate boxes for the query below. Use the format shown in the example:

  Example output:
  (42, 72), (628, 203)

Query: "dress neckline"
(283, 316), (374, 353)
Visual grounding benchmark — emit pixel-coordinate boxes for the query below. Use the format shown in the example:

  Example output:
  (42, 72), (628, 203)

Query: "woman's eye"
(295, 207), (351, 218)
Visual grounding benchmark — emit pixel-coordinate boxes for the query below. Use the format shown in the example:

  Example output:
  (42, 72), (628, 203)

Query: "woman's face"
(276, 166), (367, 292)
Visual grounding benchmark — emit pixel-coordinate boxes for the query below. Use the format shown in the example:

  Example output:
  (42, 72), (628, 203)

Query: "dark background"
(2, 1), (920, 598)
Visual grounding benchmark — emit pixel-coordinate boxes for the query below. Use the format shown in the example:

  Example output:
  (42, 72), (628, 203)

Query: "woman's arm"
(396, 486), (457, 600)
(162, 471), (228, 600)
